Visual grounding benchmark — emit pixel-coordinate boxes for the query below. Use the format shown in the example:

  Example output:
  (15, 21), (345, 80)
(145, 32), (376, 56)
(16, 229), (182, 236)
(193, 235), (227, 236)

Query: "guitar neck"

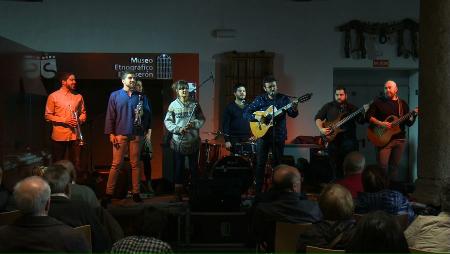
(274, 102), (294, 117)
(391, 111), (415, 126)
(335, 106), (364, 128)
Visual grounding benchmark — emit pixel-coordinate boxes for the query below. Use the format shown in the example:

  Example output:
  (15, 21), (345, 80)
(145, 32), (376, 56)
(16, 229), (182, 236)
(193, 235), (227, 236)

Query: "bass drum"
(212, 155), (253, 193)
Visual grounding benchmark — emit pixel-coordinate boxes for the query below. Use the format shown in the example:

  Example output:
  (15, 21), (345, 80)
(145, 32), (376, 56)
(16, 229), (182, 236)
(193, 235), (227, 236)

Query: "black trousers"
(327, 138), (359, 180)
(52, 140), (83, 179)
(255, 138), (284, 193)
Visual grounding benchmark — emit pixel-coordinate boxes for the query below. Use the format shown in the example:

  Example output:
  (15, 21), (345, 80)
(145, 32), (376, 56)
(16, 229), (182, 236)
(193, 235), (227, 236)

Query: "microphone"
(210, 71), (215, 83)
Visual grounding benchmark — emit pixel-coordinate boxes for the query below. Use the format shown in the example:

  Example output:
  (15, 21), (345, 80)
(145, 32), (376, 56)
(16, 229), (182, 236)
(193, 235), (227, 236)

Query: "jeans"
(106, 135), (143, 195)
(377, 139), (406, 180)
(173, 149), (199, 185)
(255, 139), (284, 193)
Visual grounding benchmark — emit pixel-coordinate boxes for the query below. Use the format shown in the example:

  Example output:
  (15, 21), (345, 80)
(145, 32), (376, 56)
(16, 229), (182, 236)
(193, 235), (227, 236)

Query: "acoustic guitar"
(320, 102), (370, 148)
(367, 109), (418, 147)
(250, 93), (312, 139)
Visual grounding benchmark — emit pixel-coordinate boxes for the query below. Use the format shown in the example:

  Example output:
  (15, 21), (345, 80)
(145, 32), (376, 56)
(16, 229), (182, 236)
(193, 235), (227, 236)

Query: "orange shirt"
(45, 87), (86, 141)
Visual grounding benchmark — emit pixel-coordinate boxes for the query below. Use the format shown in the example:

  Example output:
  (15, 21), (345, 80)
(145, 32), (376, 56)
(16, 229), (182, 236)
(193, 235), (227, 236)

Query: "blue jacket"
(104, 89), (151, 136)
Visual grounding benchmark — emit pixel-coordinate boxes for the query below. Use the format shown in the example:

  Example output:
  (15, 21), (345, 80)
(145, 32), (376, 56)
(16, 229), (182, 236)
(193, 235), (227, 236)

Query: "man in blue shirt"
(222, 84), (251, 154)
(103, 71), (152, 205)
(244, 76), (298, 193)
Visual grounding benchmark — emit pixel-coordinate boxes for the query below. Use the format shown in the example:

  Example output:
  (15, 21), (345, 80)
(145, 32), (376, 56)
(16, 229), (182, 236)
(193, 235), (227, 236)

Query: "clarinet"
(134, 94), (144, 127)
(180, 102), (197, 141)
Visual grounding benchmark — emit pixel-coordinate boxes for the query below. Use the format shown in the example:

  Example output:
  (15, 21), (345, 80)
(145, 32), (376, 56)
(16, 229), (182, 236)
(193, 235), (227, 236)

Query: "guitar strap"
(397, 98), (403, 117)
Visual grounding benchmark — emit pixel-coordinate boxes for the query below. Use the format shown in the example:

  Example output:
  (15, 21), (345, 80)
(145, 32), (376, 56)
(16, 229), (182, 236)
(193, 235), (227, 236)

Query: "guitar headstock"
(295, 93), (313, 103)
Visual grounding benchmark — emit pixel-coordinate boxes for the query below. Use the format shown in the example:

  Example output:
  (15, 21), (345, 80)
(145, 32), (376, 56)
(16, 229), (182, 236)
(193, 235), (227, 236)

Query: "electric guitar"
(320, 102), (371, 148)
(250, 93), (312, 139)
(367, 108), (418, 147)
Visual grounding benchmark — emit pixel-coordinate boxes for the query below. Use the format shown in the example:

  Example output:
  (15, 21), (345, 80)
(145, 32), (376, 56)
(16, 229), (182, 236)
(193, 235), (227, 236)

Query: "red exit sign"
(373, 59), (389, 67)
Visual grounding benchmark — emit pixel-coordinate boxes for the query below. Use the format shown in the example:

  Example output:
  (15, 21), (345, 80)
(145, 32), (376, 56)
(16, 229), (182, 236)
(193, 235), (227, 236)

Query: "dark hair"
(233, 83), (246, 93)
(362, 165), (388, 193)
(121, 71), (135, 80)
(347, 211), (409, 253)
(171, 80), (189, 92)
(58, 72), (75, 83)
(262, 75), (277, 86)
(43, 165), (70, 194)
(319, 184), (354, 220)
(335, 86), (347, 93)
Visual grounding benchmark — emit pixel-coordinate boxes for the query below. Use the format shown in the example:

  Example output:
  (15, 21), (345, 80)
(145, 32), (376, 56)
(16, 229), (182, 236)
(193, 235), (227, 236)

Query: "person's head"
(43, 165), (71, 195)
(233, 84), (246, 101)
(134, 207), (168, 238)
(13, 176), (51, 216)
(440, 177), (450, 212)
(347, 211), (409, 253)
(135, 80), (143, 93)
(343, 151), (365, 176)
(272, 164), (302, 193)
(319, 184), (354, 220)
(262, 75), (278, 97)
(54, 160), (76, 183)
(362, 164), (388, 193)
(59, 72), (77, 91)
(121, 71), (136, 91)
(334, 86), (348, 104)
(384, 80), (398, 99)
(172, 80), (189, 99)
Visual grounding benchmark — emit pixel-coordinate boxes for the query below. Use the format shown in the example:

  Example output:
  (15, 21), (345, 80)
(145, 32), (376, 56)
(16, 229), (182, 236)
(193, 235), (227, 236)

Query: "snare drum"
(212, 155), (253, 193)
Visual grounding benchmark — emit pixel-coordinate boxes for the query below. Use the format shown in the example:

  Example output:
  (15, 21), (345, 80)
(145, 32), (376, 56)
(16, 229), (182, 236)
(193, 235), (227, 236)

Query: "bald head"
(343, 151), (365, 175)
(13, 176), (51, 216)
(272, 164), (301, 192)
(384, 80), (398, 99)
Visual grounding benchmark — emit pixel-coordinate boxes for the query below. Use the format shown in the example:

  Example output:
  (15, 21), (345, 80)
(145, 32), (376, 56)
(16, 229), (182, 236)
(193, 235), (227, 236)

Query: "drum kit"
(199, 131), (257, 193)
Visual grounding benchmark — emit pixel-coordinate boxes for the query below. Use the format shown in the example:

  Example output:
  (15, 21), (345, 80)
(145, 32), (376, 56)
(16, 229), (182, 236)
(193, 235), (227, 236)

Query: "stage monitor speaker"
(189, 178), (242, 212)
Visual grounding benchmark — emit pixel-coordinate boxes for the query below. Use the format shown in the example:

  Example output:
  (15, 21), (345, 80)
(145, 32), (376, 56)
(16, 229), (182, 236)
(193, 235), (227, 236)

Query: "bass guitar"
(367, 109), (418, 147)
(320, 102), (370, 148)
(250, 93), (312, 139)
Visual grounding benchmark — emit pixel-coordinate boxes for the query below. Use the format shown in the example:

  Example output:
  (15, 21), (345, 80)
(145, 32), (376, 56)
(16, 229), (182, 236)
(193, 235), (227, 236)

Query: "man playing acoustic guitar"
(243, 75), (299, 193)
(367, 80), (418, 180)
(315, 86), (367, 180)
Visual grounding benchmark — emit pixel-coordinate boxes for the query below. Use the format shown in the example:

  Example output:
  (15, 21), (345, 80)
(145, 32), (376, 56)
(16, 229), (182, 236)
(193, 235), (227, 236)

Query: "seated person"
(335, 151), (365, 198)
(296, 184), (356, 252)
(54, 160), (100, 208)
(355, 165), (415, 222)
(112, 207), (172, 253)
(55, 160), (124, 243)
(404, 177), (450, 252)
(252, 164), (322, 252)
(0, 176), (88, 252)
(347, 210), (409, 253)
(43, 165), (112, 252)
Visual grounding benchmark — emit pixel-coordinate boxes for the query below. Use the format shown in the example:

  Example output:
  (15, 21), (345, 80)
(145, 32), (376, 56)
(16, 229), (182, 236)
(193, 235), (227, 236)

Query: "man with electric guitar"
(243, 76), (310, 193)
(315, 86), (368, 179)
(367, 80), (418, 180)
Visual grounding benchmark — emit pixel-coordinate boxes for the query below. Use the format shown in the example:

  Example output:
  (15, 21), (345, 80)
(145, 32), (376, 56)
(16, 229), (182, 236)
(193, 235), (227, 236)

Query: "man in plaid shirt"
(354, 165), (415, 222)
